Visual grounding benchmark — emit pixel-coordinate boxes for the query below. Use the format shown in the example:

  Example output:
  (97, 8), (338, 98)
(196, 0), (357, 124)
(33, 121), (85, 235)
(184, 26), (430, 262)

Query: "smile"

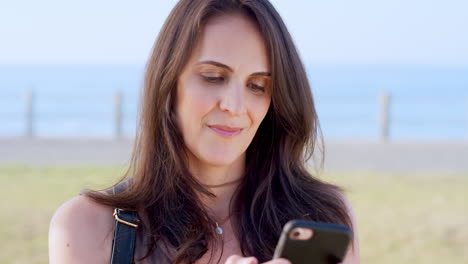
(208, 125), (243, 137)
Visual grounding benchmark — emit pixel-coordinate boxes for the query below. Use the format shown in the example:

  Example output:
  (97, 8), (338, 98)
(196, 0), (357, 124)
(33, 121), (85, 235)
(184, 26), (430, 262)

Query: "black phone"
(273, 220), (352, 264)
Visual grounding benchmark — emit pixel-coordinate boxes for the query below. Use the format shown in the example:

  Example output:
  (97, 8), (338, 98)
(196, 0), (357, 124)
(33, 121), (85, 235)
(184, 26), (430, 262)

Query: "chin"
(198, 149), (241, 167)
(202, 155), (239, 167)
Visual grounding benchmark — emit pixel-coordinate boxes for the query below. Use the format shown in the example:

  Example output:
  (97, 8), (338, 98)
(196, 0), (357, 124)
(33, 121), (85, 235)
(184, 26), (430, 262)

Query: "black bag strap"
(110, 208), (140, 264)
(109, 180), (140, 264)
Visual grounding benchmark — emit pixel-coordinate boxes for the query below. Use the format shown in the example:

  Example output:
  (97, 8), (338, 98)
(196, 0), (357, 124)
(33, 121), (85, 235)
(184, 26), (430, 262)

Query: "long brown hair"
(85, 0), (352, 263)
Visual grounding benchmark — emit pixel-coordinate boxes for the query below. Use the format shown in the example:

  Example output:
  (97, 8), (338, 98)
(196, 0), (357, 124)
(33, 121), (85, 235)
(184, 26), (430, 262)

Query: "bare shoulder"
(48, 194), (114, 264)
(337, 192), (361, 264)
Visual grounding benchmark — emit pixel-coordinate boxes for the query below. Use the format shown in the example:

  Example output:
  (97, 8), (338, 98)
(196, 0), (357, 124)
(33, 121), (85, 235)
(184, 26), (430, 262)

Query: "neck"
(187, 152), (245, 219)
(201, 177), (242, 188)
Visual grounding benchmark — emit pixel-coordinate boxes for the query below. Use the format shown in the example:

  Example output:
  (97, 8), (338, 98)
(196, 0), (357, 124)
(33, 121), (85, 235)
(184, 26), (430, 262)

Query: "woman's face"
(176, 13), (271, 168)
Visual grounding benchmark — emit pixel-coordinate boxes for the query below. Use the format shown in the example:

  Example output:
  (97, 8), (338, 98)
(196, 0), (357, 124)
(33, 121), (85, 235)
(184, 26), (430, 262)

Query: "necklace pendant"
(215, 222), (223, 235)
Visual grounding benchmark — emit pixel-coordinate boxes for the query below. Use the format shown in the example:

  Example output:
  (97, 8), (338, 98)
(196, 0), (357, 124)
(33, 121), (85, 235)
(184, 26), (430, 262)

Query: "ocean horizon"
(0, 64), (467, 140)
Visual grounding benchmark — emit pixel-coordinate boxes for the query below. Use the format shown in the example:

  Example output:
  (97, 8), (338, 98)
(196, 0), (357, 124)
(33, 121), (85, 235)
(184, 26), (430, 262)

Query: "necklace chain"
(214, 214), (231, 235)
(202, 178), (240, 234)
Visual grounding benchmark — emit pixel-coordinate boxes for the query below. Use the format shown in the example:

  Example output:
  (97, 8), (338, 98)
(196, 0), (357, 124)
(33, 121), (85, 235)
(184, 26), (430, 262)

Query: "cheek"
(178, 82), (215, 132)
(248, 95), (271, 126)
(184, 86), (214, 118)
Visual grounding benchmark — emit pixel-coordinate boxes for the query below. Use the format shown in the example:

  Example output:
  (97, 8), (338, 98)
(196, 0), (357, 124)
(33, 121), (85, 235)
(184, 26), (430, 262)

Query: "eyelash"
(247, 83), (266, 92)
(203, 76), (224, 83)
(202, 76), (266, 92)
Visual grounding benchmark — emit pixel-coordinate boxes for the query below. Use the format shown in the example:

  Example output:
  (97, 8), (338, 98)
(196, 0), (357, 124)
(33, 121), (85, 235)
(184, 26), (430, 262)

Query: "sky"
(0, 0), (467, 66)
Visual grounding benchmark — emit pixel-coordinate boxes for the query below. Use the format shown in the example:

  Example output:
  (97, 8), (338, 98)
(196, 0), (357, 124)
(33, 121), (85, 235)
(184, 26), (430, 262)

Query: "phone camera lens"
(289, 227), (314, 240)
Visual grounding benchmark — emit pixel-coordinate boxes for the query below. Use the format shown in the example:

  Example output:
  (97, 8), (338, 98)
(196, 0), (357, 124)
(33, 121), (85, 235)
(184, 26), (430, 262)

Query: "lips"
(208, 124), (243, 137)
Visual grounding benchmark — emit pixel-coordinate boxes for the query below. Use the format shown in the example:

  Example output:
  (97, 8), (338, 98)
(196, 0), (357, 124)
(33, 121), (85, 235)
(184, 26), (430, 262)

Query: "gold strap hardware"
(113, 208), (139, 228)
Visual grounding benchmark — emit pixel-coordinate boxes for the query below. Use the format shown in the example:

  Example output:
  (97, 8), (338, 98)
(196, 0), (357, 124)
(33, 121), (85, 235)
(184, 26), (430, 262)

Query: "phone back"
(273, 220), (352, 264)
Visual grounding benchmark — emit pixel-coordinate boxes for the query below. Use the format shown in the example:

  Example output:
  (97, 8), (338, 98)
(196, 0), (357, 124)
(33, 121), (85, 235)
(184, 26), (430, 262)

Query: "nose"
(219, 80), (247, 116)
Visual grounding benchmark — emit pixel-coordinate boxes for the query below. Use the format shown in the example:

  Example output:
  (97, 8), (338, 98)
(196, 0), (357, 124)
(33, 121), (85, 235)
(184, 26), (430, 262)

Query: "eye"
(202, 76), (224, 83)
(247, 83), (266, 93)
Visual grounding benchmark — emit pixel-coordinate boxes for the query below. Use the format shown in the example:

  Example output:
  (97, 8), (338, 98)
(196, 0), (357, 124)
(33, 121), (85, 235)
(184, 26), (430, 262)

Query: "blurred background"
(0, 0), (467, 263)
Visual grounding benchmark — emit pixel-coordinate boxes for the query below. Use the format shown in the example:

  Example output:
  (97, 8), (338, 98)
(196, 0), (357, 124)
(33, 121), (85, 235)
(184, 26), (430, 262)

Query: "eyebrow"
(196, 60), (271, 77)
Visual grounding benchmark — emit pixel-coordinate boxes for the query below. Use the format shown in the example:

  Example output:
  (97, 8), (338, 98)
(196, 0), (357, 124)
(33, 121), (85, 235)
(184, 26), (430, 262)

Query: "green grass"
(326, 171), (468, 263)
(0, 166), (467, 263)
(0, 165), (125, 264)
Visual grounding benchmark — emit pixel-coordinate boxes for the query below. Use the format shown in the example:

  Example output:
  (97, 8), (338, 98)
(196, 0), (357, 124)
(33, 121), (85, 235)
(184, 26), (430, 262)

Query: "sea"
(0, 65), (467, 140)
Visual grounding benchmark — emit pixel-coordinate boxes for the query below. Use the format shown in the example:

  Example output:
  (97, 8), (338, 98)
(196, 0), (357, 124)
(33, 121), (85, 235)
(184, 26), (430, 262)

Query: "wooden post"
(114, 90), (122, 139)
(379, 91), (390, 142)
(25, 89), (34, 138)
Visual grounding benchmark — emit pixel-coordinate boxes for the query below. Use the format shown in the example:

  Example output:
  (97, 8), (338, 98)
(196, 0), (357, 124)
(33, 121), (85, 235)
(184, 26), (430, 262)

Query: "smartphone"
(273, 220), (352, 264)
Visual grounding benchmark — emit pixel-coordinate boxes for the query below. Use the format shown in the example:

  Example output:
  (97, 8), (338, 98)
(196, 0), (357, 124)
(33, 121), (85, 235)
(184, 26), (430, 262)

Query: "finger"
(262, 258), (291, 264)
(225, 255), (258, 264)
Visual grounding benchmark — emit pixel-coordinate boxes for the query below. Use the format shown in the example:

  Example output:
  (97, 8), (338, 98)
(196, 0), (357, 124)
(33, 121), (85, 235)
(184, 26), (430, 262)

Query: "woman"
(49, 0), (360, 263)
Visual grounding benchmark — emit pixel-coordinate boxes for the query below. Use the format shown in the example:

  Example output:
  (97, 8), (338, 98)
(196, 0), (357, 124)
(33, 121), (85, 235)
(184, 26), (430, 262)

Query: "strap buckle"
(113, 208), (139, 228)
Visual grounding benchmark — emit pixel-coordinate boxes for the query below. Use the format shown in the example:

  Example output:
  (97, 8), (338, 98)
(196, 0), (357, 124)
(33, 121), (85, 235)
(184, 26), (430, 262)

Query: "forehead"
(192, 13), (270, 72)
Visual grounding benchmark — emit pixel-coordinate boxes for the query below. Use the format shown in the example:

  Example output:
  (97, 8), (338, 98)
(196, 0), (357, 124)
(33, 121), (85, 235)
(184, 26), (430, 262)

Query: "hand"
(225, 255), (291, 264)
